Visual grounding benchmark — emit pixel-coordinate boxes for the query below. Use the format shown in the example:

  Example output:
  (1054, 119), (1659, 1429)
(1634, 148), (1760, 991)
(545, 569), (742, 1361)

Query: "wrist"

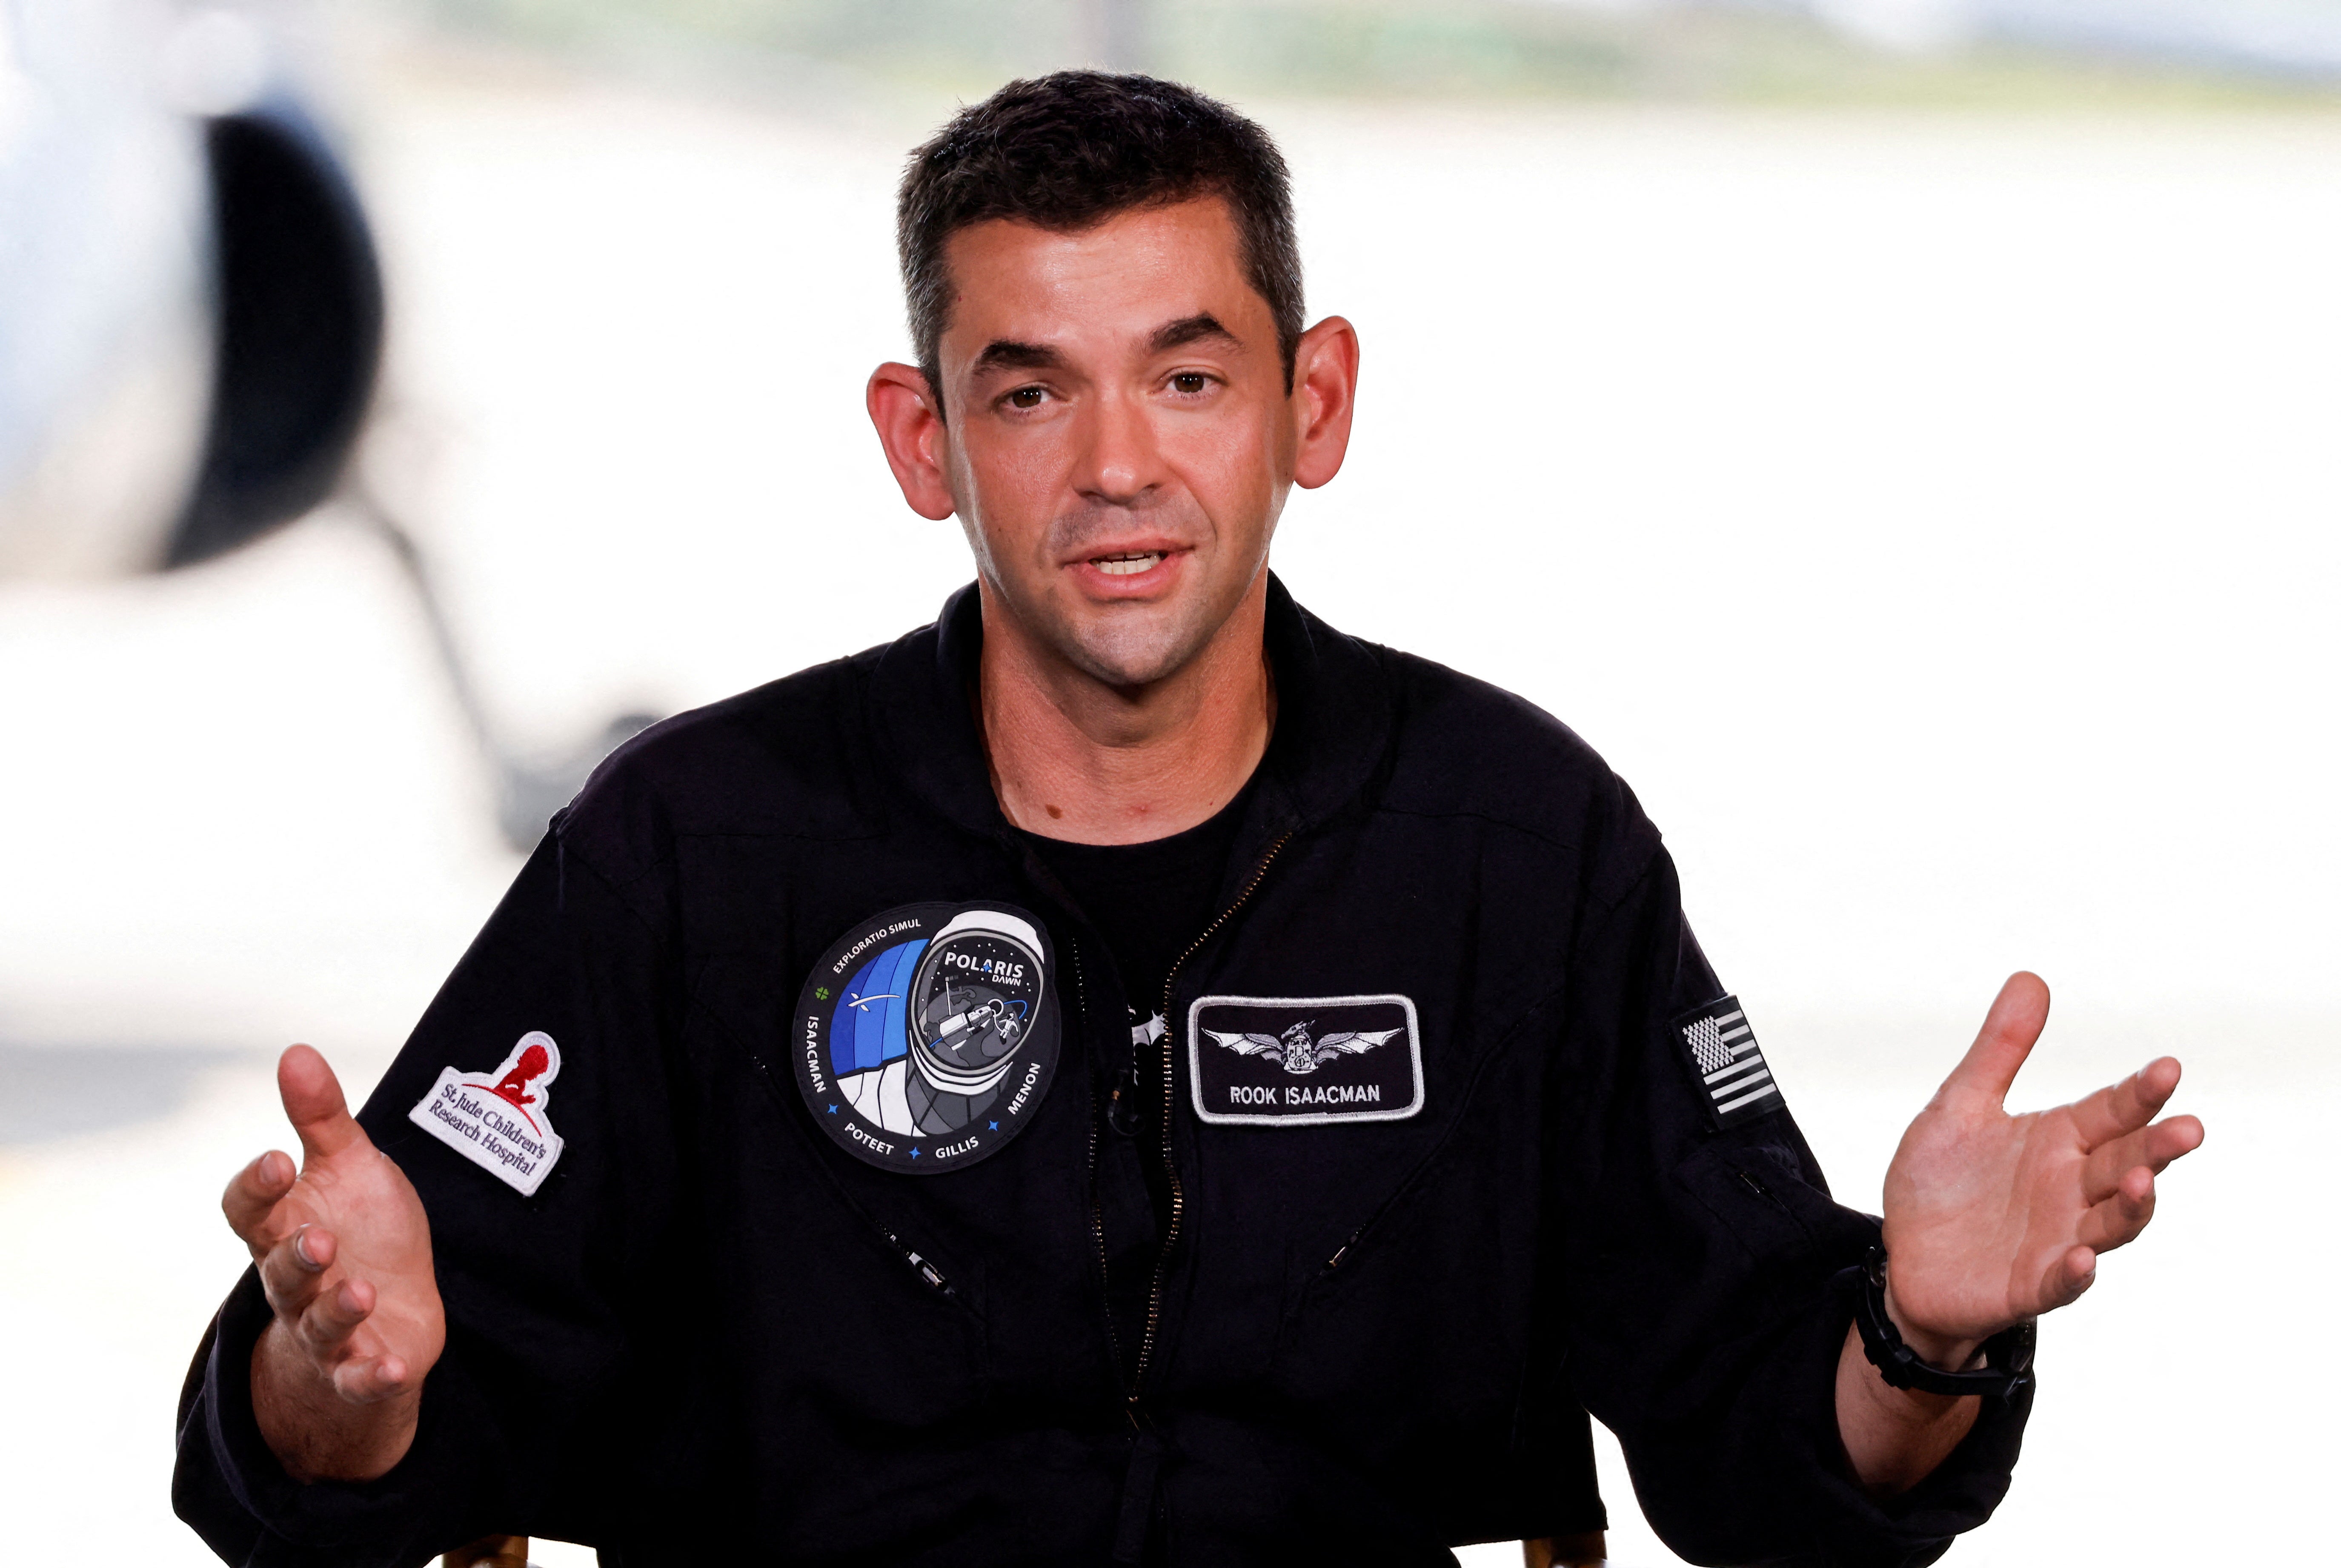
(1881, 1284), (1986, 1372)
(251, 1321), (421, 1483)
(1853, 1246), (2035, 1400)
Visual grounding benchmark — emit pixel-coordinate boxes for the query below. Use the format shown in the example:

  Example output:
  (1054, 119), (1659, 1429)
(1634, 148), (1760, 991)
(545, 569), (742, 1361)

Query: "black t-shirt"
(1019, 776), (1259, 1379)
(1019, 777), (1257, 1022)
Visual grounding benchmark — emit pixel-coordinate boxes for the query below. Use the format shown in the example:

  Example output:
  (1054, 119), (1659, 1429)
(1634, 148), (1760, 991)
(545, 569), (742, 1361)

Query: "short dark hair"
(897, 71), (1304, 417)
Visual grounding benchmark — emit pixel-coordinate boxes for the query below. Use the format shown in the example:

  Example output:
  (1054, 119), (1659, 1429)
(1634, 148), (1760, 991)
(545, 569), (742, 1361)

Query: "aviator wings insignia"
(1204, 1022), (1403, 1076)
(1307, 1028), (1402, 1065)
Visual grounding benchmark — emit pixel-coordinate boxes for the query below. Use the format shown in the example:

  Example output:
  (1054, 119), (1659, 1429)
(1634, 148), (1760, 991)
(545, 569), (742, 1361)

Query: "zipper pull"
(1108, 1065), (1142, 1137)
(1110, 1010), (1162, 1138)
(882, 1228), (954, 1296)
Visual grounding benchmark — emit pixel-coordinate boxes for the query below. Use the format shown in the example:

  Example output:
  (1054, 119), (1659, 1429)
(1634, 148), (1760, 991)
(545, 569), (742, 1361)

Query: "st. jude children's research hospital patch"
(408, 1031), (567, 1197)
(793, 902), (1062, 1174)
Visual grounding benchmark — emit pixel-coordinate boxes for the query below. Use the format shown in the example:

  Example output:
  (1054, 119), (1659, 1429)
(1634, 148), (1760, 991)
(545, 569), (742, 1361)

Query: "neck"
(977, 575), (1274, 845)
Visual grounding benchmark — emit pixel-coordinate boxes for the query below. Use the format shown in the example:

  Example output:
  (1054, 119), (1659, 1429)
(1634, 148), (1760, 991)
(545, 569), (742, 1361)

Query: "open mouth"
(1090, 551), (1168, 577)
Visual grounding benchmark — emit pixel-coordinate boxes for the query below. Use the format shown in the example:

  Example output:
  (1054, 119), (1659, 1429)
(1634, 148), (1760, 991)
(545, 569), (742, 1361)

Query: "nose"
(1075, 386), (1163, 508)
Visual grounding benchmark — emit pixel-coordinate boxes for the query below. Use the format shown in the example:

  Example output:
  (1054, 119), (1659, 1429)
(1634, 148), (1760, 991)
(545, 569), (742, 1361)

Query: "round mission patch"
(792, 901), (1060, 1175)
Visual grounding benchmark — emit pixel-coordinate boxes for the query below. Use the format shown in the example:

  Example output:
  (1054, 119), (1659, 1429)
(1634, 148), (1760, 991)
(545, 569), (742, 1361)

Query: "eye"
(1006, 385), (1047, 410)
(1170, 372), (1210, 395)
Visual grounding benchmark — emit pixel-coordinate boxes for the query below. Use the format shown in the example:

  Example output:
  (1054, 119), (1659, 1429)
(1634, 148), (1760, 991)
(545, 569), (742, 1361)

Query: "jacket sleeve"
(173, 821), (685, 1566)
(1552, 844), (2029, 1568)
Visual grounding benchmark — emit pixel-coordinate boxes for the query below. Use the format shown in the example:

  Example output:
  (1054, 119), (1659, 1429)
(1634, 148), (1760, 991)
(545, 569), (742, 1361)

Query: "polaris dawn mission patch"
(794, 902), (1060, 1174)
(1189, 994), (1424, 1125)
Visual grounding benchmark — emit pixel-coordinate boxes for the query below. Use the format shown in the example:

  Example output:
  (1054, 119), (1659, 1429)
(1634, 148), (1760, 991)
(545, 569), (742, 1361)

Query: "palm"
(1879, 974), (2201, 1347)
(225, 1045), (445, 1403)
(264, 1125), (441, 1375)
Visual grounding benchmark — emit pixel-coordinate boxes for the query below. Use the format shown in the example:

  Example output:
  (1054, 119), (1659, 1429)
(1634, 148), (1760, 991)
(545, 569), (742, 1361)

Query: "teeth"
(1093, 552), (1164, 577)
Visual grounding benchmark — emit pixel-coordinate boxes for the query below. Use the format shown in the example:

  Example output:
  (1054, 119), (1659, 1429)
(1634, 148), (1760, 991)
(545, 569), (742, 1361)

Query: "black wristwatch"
(1855, 1245), (2036, 1398)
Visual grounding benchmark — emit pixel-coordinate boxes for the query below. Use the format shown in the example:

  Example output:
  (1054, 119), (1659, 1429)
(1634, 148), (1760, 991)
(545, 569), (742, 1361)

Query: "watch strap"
(1854, 1245), (2036, 1398)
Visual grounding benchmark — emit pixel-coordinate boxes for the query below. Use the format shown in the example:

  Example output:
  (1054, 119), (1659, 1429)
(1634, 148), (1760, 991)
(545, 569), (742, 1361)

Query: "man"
(176, 72), (2202, 1567)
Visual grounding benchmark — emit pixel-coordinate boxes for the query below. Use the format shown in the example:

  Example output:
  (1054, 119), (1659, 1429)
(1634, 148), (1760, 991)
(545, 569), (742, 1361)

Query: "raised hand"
(1880, 972), (2204, 1358)
(221, 1044), (445, 1481)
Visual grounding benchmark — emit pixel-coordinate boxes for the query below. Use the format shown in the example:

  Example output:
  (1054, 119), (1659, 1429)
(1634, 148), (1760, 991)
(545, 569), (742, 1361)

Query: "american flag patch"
(1672, 995), (1782, 1128)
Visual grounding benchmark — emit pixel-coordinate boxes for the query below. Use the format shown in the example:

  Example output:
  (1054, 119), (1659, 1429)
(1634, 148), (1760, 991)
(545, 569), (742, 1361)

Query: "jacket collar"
(868, 572), (1393, 851)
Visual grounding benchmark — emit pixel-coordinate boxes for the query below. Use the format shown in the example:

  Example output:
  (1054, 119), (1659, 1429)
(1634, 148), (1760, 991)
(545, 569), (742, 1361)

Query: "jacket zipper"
(1068, 934), (1126, 1382)
(1128, 831), (1294, 1400)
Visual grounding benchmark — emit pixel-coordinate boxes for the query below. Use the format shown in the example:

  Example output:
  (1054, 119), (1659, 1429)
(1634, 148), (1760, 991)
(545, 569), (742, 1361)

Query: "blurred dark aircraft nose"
(168, 105), (383, 569)
(0, 8), (646, 851)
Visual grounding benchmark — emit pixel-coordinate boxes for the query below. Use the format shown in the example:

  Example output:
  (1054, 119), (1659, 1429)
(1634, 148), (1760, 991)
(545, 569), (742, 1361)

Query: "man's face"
(929, 197), (1296, 688)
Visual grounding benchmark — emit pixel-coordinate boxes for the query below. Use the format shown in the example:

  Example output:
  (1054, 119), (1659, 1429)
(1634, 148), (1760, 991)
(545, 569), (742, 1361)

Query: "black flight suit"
(175, 578), (2029, 1566)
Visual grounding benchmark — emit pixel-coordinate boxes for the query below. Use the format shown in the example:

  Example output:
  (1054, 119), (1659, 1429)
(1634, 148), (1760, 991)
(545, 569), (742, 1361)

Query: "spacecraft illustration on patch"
(795, 902), (1062, 1174)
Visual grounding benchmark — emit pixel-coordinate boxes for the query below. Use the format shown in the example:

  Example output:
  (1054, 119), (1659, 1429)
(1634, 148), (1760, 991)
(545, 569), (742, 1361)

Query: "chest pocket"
(1170, 985), (1549, 1393)
(695, 990), (996, 1430)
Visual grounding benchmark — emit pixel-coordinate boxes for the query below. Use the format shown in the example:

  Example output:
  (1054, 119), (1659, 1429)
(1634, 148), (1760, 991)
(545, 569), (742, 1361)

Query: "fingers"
(1939, 971), (2051, 1107)
(222, 1149), (298, 1251)
(2081, 1113), (2204, 1201)
(2033, 1242), (2097, 1311)
(278, 1044), (368, 1163)
(2071, 1057), (2184, 1148)
(228, 1045), (367, 1248)
(2078, 1148), (2212, 1257)
(2077, 1164), (2161, 1254)
(258, 1227), (393, 1378)
(330, 1351), (417, 1405)
(293, 1273), (375, 1360)
(257, 1222), (339, 1315)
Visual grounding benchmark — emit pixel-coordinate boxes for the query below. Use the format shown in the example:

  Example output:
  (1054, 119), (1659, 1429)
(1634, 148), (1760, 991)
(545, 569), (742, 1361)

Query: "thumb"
(279, 1044), (368, 1163)
(1940, 971), (2050, 1108)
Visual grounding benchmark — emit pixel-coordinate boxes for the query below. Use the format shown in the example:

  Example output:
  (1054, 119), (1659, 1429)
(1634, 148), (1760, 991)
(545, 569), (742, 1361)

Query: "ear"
(867, 362), (956, 521)
(1289, 315), (1360, 491)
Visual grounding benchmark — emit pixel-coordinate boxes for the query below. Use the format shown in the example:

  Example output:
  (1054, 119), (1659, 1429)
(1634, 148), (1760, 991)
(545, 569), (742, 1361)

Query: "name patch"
(1188, 994), (1424, 1126)
(793, 902), (1061, 1175)
(407, 1031), (565, 1197)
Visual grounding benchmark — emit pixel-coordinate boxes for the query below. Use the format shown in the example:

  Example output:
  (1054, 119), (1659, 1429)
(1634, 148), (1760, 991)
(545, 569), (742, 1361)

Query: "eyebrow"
(969, 314), (1242, 377)
(971, 339), (1064, 374)
(1149, 313), (1240, 354)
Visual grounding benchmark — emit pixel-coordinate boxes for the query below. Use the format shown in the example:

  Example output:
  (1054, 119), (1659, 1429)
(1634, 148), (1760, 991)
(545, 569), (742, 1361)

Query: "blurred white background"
(1, 3), (2335, 1563)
